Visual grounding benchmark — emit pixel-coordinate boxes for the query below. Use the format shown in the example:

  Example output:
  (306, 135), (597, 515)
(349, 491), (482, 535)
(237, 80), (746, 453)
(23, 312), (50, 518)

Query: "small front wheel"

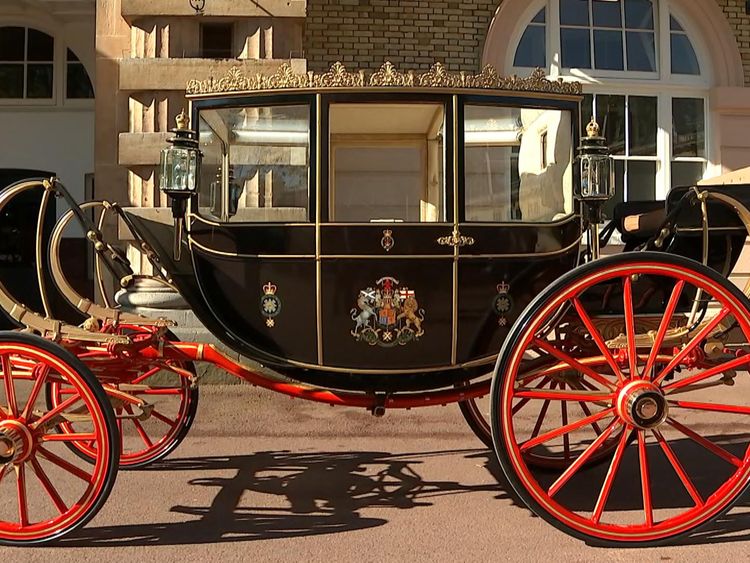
(0, 332), (118, 546)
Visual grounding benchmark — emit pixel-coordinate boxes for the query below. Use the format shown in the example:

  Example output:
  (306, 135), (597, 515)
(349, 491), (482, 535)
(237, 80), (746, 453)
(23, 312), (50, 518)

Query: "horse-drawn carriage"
(1, 61), (750, 547)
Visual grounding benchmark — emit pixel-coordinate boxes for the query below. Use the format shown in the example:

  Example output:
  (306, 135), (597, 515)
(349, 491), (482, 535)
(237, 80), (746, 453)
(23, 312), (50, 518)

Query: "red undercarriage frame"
(62, 324), (492, 410)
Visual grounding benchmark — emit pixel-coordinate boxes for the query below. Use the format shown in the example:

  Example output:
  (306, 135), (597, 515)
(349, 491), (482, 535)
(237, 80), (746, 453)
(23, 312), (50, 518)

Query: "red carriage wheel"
(46, 356), (198, 470)
(492, 252), (750, 546)
(460, 362), (624, 469)
(0, 332), (118, 546)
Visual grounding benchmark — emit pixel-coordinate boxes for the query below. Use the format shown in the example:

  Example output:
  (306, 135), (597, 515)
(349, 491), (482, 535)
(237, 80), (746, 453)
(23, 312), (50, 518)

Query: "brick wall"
(304, 0), (503, 72)
(305, 0), (750, 84)
(716, 0), (750, 85)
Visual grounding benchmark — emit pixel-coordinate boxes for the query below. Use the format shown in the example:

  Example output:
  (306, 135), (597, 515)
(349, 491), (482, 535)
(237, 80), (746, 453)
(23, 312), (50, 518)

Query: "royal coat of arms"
(350, 277), (425, 347)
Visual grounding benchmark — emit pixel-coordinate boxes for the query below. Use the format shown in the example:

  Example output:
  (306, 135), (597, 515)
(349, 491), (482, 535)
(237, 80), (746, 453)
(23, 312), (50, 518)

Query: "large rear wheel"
(493, 252), (750, 546)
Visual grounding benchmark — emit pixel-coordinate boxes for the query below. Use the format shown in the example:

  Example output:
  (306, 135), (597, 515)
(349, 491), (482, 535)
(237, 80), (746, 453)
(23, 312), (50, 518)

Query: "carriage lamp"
(159, 108), (201, 260)
(576, 117), (615, 259)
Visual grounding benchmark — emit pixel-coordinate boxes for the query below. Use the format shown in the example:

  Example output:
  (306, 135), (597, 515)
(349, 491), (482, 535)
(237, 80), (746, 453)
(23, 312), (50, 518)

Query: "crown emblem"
(497, 281), (510, 294)
(175, 108), (190, 130)
(263, 282), (277, 295)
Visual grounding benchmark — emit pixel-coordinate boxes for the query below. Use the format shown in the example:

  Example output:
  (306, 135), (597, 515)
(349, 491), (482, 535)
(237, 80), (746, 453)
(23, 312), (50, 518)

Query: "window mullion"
(588, 0), (594, 69)
(549, 0), (561, 76)
(657, 93), (671, 198)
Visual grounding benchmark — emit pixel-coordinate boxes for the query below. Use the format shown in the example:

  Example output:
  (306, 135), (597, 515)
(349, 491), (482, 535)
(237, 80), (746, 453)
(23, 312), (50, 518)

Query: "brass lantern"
(576, 117), (615, 204)
(159, 109), (201, 259)
(576, 117), (615, 259)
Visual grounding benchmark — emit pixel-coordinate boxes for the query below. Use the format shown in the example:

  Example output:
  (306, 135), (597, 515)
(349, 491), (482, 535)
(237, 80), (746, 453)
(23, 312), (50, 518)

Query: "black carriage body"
(126, 86), (584, 391)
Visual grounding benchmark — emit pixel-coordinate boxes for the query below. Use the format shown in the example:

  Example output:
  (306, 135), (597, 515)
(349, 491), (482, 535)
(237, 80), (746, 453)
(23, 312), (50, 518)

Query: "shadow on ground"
(62, 448), (504, 547)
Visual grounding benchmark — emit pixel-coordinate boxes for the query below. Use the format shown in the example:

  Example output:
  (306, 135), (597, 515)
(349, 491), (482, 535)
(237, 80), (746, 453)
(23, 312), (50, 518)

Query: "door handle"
(437, 229), (475, 247)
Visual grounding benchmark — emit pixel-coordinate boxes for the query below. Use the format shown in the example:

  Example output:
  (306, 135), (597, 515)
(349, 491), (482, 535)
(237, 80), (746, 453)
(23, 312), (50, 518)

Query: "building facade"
(1, 0), (749, 265)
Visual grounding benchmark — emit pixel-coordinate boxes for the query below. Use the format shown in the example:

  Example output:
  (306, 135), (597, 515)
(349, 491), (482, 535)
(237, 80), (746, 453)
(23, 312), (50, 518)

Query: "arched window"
(511, 0), (708, 210)
(0, 26), (93, 102)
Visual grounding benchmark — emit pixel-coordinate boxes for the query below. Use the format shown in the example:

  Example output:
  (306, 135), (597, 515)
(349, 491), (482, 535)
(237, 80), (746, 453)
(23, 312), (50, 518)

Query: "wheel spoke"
(124, 404), (154, 448)
(592, 428), (631, 524)
(2, 354), (18, 418)
(667, 417), (742, 467)
(642, 281), (684, 378)
(514, 388), (612, 402)
(531, 382), (556, 439)
(16, 464), (28, 527)
(652, 428), (704, 507)
(663, 354), (750, 394)
(561, 383), (570, 461)
(37, 446), (93, 482)
(653, 308), (730, 385)
(130, 366), (162, 385)
(668, 400), (750, 416)
(637, 431), (653, 527)
(577, 401), (603, 435)
(520, 408), (616, 452)
(532, 338), (617, 390)
(512, 377), (550, 415)
(31, 393), (82, 430)
(548, 419), (621, 497)
(572, 298), (625, 383)
(22, 364), (50, 420)
(30, 456), (68, 515)
(623, 277), (639, 379)
(41, 432), (97, 442)
(150, 408), (178, 428)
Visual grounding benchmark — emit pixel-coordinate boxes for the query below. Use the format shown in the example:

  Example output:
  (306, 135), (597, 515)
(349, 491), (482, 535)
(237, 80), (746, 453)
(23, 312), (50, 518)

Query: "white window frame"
(509, 0), (714, 201)
(0, 23), (94, 109)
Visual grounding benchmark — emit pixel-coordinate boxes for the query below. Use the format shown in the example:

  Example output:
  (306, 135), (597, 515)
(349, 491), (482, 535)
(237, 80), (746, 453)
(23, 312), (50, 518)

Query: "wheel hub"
(0, 420), (33, 464)
(616, 380), (668, 429)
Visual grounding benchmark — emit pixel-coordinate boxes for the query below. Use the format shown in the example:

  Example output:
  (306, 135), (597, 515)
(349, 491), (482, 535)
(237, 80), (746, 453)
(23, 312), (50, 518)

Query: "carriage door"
(319, 98), (456, 370)
(455, 100), (580, 364)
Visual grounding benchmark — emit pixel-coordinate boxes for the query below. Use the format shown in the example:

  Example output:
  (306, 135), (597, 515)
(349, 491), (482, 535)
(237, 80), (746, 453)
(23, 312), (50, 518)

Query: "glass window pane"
(27, 64), (53, 98)
(670, 15), (684, 32)
(672, 98), (705, 158)
(198, 105), (311, 222)
(627, 160), (657, 201)
(593, 0), (622, 28)
(27, 29), (53, 61)
(595, 95), (626, 155)
(532, 8), (546, 23)
(465, 105), (574, 222)
(66, 48), (80, 62)
(625, 0), (654, 29)
(671, 161), (705, 188)
(200, 23), (233, 59)
(626, 31), (656, 71)
(603, 160), (626, 220)
(514, 25), (546, 68)
(629, 96), (657, 156)
(560, 0), (590, 26)
(0, 27), (25, 61)
(671, 34), (700, 75)
(0, 64), (23, 97)
(561, 28), (591, 68)
(66, 63), (94, 98)
(594, 30), (624, 70)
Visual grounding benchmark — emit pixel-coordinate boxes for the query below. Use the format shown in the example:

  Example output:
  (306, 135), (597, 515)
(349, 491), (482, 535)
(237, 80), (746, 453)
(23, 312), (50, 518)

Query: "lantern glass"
(159, 146), (200, 194)
(579, 153), (615, 201)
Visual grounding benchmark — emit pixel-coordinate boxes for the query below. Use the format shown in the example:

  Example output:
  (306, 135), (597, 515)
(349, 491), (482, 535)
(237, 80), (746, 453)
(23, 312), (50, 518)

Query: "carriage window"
(464, 105), (573, 223)
(197, 104), (310, 222)
(329, 103), (445, 222)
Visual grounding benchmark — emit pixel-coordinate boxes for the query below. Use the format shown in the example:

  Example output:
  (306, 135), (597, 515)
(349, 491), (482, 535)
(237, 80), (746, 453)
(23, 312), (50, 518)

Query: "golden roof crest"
(186, 61), (582, 96)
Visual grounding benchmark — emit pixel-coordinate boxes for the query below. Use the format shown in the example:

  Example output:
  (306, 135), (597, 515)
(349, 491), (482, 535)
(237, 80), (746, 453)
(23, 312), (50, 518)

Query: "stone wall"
(304, 0), (502, 72)
(716, 0), (750, 85)
(305, 0), (750, 84)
